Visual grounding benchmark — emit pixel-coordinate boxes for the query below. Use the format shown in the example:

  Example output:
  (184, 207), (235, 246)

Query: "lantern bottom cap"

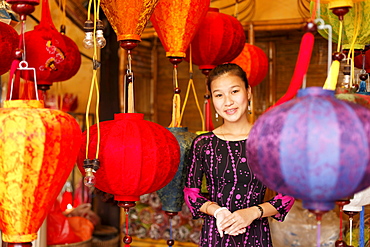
(302, 200), (335, 212)
(2, 232), (37, 243)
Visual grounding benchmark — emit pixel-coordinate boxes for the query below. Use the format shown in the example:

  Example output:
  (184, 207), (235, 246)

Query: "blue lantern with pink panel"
(247, 87), (370, 212)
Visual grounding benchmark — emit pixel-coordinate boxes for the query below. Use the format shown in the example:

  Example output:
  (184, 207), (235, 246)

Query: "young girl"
(184, 63), (294, 246)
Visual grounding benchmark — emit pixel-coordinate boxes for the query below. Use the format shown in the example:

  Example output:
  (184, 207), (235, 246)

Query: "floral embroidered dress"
(184, 132), (294, 247)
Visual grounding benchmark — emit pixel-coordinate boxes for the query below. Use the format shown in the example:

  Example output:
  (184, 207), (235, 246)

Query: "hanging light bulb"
(341, 63), (351, 88)
(83, 20), (94, 49)
(96, 20), (106, 48)
(83, 158), (100, 187)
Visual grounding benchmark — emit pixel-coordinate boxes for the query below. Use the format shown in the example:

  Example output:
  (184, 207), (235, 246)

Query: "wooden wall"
(129, 29), (331, 133)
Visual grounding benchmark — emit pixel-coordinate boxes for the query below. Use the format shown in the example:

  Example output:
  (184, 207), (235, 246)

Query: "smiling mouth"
(225, 108), (237, 114)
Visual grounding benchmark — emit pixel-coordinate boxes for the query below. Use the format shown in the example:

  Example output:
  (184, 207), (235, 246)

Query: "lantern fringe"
(169, 93), (181, 128)
(323, 60), (340, 90)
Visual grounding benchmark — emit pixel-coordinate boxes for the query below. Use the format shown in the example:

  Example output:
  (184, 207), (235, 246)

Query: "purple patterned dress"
(184, 132), (294, 247)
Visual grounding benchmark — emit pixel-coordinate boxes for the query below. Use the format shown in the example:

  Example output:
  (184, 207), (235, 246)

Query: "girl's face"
(210, 73), (251, 124)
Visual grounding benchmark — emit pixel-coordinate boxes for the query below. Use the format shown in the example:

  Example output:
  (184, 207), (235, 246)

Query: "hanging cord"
(360, 207), (365, 247)
(179, 44), (205, 131)
(316, 220), (321, 247)
(346, 2), (361, 88)
(126, 52), (135, 113)
(234, 0), (239, 19)
(84, 0), (101, 187)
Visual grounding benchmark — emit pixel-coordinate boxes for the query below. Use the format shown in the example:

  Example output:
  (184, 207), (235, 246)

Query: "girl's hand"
(219, 206), (260, 236)
(214, 208), (232, 237)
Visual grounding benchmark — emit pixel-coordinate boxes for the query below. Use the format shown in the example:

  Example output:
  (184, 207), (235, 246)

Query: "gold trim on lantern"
(118, 34), (142, 42)
(3, 100), (44, 109)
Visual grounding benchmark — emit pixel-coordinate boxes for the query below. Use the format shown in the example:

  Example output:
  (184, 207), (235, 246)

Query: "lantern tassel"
(323, 60), (340, 90)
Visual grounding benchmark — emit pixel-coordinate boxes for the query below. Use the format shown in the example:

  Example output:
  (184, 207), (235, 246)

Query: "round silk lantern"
(312, 0), (370, 50)
(157, 127), (197, 212)
(77, 113), (180, 202)
(100, 0), (159, 42)
(0, 100), (82, 244)
(186, 8), (246, 71)
(150, 0), (210, 59)
(231, 43), (268, 87)
(55, 34), (81, 82)
(247, 87), (370, 212)
(0, 22), (18, 75)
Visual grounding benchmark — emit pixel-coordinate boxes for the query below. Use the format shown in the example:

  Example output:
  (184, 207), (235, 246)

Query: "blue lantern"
(247, 87), (370, 212)
(157, 127), (197, 212)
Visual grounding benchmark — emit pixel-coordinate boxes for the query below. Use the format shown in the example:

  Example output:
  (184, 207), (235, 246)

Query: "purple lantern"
(247, 87), (370, 212)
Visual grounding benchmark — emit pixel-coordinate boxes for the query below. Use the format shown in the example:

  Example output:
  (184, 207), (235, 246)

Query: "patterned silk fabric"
(247, 87), (370, 212)
(312, 0), (370, 50)
(0, 100), (82, 242)
(150, 0), (210, 58)
(100, 0), (159, 41)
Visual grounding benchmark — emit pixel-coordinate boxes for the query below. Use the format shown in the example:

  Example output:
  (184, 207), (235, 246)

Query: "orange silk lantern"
(150, 0), (210, 60)
(0, 100), (82, 244)
(231, 43), (268, 87)
(100, 0), (159, 43)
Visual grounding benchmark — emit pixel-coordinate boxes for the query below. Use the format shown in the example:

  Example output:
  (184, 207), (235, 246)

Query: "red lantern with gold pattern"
(186, 8), (246, 71)
(0, 100), (82, 244)
(150, 0), (210, 59)
(23, 0), (80, 91)
(77, 113), (180, 202)
(231, 43), (268, 87)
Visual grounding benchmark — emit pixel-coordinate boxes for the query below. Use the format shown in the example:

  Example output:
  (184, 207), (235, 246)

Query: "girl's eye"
(214, 94), (222, 98)
(232, 90), (239, 94)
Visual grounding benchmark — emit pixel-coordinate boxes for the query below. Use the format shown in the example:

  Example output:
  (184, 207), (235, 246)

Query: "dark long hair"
(207, 63), (249, 94)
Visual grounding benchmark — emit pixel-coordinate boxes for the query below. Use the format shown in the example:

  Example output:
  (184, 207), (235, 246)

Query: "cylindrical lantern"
(231, 43), (268, 87)
(312, 0), (370, 50)
(186, 8), (246, 70)
(150, 0), (210, 58)
(0, 100), (82, 243)
(100, 0), (159, 42)
(157, 127), (197, 212)
(0, 22), (18, 76)
(77, 113), (180, 202)
(247, 87), (370, 212)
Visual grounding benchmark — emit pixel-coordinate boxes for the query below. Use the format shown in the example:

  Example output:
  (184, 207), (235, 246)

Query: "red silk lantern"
(0, 99), (82, 243)
(231, 43), (268, 87)
(0, 22), (18, 75)
(186, 8), (246, 70)
(23, 0), (80, 91)
(77, 113), (180, 202)
(150, 0), (210, 59)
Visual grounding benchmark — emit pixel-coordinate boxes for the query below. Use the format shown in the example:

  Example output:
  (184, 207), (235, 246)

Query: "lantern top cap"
(297, 87), (335, 98)
(114, 112), (144, 120)
(208, 7), (219, 12)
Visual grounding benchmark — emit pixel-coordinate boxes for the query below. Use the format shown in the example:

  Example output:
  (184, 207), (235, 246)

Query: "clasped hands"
(216, 207), (259, 237)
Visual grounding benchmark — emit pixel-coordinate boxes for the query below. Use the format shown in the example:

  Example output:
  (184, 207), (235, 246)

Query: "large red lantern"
(186, 8), (246, 71)
(0, 22), (18, 76)
(77, 113), (180, 201)
(354, 48), (370, 73)
(231, 43), (268, 87)
(0, 99), (82, 245)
